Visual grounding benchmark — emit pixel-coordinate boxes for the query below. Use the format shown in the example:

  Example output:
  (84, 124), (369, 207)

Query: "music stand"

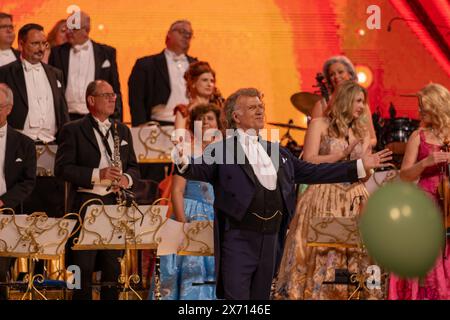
(306, 216), (385, 300)
(0, 208), (80, 300)
(130, 122), (174, 163)
(72, 198), (168, 300)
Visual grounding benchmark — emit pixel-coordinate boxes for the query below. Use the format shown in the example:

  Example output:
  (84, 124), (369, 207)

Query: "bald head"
(85, 80), (117, 121)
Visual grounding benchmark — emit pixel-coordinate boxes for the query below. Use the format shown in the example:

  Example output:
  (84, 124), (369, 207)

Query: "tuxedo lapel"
(42, 63), (60, 122)
(155, 51), (170, 89)
(60, 44), (70, 82)
(187, 55), (196, 64)
(12, 48), (20, 60)
(92, 41), (102, 80)
(4, 126), (19, 185)
(229, 134), (256, 184)
(81, 116), (100, 154)
(11, 61), (28, 107)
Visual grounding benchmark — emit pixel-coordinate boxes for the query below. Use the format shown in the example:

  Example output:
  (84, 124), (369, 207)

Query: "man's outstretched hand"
(362, 148), (393, 172)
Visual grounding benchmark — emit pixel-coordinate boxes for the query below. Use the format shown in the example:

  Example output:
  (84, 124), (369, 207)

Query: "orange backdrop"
(1, 0), (449, 143)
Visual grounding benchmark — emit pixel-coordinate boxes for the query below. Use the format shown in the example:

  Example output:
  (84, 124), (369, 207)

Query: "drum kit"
(374, 103), (420, 167)
(274, 90), (419, 164)
(268, 92), (320, 158)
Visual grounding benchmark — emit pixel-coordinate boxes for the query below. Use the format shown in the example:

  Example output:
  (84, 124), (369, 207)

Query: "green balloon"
(360, 182), (445, 278)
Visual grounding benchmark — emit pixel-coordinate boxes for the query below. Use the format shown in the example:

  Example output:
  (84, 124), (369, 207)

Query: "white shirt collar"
(22, 59), (43, 72)
(164, 48), (187, 62)
(237, 128), (260, 145)
(0, 124), (6, 138)
(72, 39), (92, 53)
(93, 116), (111, 129)
(0, 48), (13, 56)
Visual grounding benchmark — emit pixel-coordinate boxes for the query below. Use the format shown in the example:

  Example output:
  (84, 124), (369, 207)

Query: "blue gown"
(149, 180), (216, 300)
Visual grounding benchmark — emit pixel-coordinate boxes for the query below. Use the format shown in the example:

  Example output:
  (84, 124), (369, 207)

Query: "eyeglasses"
(93, 93), (117, 99)
(0, 24), (14, 31)
(172, 28), (193, 39)
(29, 41), (49, 49)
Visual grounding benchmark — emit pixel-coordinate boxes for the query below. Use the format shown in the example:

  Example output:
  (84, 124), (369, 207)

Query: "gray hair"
(224, 88), (262, 129)
(323, 55), (357, 93)
(0, 83), (13, 106)
(168, 20), (191, 32)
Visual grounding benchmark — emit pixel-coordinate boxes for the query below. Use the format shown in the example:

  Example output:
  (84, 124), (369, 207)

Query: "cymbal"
(290, 92), (322, 116)
(268, 122), (307, 131)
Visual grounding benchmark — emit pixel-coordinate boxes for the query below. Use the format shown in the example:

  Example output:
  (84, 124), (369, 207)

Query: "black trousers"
(220, 229), (277, 300)
(69, 192), (123, 300)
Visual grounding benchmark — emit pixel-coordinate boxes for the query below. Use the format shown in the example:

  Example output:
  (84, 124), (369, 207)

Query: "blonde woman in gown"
(274, 81), (384, 300)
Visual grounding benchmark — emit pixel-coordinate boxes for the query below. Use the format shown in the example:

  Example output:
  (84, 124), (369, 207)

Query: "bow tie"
(172, 55), (185, 62)
(0, 50), (11, 57)
(23, 62), (42, 72)
(97, 121), (111, 135)
(73, 44), (89, 53)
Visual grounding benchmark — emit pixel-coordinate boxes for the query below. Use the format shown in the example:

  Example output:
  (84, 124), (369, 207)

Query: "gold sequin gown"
(274, 135), (384, 300)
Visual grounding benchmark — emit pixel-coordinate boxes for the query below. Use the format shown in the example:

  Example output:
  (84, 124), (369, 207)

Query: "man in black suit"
(0, 23), (69, 218)
(0, 83), (37, 300)
(0, 13), (20, 67)
(0, 23), (69, 142)
(128, 20), (197, 126)
(49, 12), (122, 121)
(55, 80), (140, 300)
(173, 88), (392, 300)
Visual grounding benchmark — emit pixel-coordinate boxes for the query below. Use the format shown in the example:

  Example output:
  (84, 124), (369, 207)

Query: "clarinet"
(107, 122), (123, 202)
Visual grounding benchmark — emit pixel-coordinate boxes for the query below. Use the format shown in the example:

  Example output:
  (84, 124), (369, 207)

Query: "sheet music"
(0, 214), (77, 258)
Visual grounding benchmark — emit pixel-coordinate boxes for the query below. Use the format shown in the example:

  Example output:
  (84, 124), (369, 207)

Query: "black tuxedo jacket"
(128, 50), (197, 126)
(0, 126), (36, 210)
(12, 48), (20, 60)
(54, 115), (140, 199)
(179, 134), (359, 298)
(0, 60), (69, 141)
(48, 41), (123, 120)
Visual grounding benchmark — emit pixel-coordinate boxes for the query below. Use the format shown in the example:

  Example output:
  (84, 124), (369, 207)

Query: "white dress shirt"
(151, 49), (189, 122)
(237, 129), (278, 190)
(0, 48), (16, 67)
(78, 117), (133, 196)
(65, 39), (95, 115)
(21, 59), (57, 143)
(0, 125), (7, 197)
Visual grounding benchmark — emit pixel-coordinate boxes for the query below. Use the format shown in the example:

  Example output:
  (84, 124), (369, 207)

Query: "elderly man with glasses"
(128, 19), (198, 127)
(55, 79), (140, 300)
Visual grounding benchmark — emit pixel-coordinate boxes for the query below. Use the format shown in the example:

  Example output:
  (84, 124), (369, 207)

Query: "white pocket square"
(15, 158), (23, 162)
(282, 157), (287, 164)
(57, 80), (62, 88)
(101, 59), (111, 68)
(120, 140), (128, 146)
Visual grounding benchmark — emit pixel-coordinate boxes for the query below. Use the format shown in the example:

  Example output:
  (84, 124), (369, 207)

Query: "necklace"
(431, 128), (450, 147)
